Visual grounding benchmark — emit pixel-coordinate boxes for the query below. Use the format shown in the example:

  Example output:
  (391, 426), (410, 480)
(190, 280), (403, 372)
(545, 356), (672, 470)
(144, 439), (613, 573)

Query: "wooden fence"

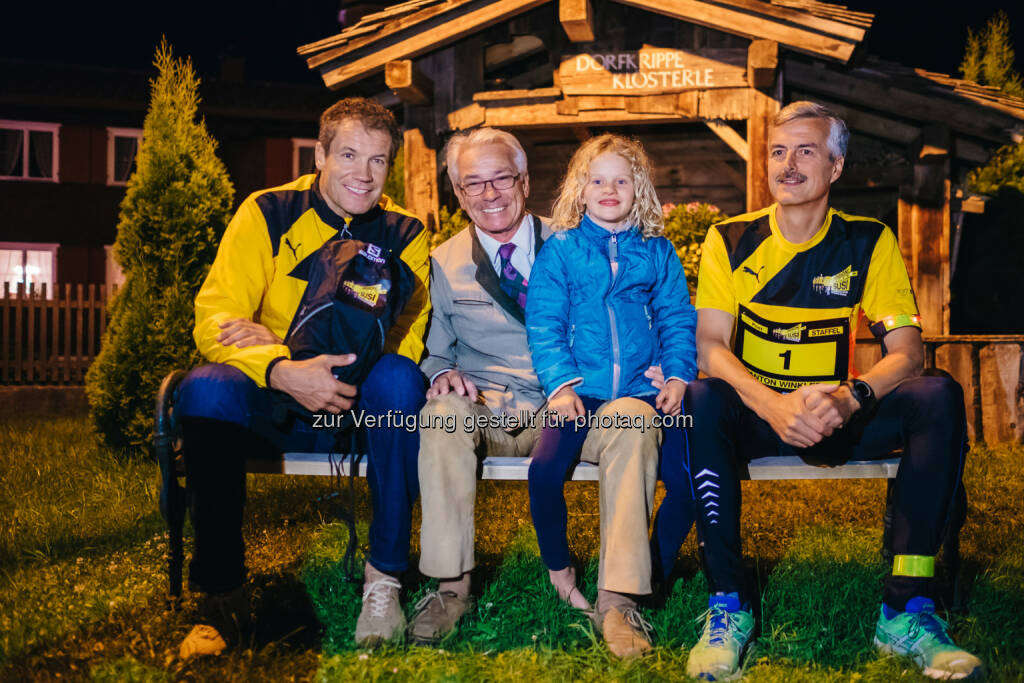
(855, 335), (1024, 444)
(1, 283), (114, 385)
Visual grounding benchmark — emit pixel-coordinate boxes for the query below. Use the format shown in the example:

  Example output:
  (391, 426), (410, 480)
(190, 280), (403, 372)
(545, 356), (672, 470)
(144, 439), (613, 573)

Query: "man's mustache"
(777, 171), (806, 183)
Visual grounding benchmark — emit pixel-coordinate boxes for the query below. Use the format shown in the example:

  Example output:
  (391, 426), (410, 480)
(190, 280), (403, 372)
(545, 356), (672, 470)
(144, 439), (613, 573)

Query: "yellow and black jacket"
(193, 173), (431, 387)
(696, 204), (920, 392)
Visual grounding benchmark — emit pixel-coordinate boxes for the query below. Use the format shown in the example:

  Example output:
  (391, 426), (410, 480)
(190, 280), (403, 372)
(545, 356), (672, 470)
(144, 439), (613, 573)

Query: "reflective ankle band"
(892, 555), (935, 577)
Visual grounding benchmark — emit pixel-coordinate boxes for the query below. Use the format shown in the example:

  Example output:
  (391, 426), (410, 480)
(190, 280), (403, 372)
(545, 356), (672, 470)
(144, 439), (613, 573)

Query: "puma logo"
(743, 265), (766, 283)
(284, 237), (301, 259)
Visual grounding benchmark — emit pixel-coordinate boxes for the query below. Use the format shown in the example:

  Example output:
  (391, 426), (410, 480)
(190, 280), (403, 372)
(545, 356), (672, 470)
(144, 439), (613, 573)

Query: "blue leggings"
(527, 395), (694, 578)
(175, 354), (426, 592)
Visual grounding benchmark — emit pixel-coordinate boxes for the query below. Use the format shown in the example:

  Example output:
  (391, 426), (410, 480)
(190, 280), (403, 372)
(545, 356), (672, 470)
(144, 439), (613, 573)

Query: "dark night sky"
(1, 1), (1022, 85)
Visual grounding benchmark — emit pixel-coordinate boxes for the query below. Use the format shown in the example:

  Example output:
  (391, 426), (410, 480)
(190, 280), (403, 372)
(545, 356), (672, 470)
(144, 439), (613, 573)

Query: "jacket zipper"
(644, 304), (653, 329)
(377, 318), (386, 350)
(607, 233), (621, 399)
(569, 323), (576, 349)
(287, 301), (333, 341)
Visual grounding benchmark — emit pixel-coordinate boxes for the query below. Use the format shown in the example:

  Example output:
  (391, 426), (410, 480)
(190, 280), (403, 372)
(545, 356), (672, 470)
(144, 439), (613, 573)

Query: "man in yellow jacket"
(173, 98), (431, 657)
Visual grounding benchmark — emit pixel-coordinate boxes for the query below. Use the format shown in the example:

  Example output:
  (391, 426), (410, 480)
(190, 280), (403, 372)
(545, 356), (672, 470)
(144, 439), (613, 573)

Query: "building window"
(0, 121), (60, 182)
(107, 127), (143, 186)
(292, 138), (318, 178)
(0, 243), (59, 297)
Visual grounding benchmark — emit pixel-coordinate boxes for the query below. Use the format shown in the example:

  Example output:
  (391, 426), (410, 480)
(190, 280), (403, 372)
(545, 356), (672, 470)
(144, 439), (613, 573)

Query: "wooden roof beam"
(485, 35), (546, 71)
(448, 100), (689, 130)
(315, 0), (548, 89)
(785, 59), (1021, 143)
(792, 92), (994, 164)
(386, 60), (434, 105)
(705, 120), (749, 162)
(560, 0), (595, 42)
(612, 0), (862, 63)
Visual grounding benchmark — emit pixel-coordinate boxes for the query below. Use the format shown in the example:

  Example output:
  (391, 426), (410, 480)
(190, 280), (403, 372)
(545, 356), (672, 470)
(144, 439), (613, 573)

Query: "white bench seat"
(247, 453), (901, 481)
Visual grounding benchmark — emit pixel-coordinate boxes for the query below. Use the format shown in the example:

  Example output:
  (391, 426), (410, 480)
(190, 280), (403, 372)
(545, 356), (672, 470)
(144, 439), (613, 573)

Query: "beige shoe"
(178, 587), (250, 661)
(602, 607), (653, 659)
(408, 591), (473, 646)
(355, 576), (405, 647)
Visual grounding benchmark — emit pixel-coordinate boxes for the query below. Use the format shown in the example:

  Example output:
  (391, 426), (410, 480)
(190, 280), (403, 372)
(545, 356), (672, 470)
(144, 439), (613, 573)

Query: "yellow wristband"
(892, 554), (935, 577)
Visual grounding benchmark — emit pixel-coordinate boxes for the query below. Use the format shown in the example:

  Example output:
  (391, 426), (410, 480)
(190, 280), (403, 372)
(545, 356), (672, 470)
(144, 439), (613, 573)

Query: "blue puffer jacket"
(526, 214), (697, 400)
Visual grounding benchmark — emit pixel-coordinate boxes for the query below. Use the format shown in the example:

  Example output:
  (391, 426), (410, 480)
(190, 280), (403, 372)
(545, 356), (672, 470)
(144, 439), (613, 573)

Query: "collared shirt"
(474, 213), (536, 280)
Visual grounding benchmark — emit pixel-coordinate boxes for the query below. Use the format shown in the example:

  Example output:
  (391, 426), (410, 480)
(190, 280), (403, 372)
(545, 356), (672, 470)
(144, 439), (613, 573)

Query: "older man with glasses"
(406, 128), (667, 659)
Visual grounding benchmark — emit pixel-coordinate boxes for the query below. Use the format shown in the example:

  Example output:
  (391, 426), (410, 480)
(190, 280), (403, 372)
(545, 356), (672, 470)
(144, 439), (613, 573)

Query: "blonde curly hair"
(550, 134), (664, 238)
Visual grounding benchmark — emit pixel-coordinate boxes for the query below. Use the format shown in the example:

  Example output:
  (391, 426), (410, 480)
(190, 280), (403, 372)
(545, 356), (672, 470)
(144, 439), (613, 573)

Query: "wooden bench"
(247, 452), (901, 480)
(155, 371), (962, 604)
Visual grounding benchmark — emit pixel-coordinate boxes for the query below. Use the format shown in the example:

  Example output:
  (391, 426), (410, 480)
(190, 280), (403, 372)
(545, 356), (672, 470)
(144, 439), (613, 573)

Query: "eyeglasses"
(459, 174), (520, 196)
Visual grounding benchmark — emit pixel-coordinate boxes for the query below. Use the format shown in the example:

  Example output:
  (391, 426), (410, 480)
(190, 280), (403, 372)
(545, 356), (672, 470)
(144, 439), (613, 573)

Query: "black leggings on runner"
(684, 372), (967, 611)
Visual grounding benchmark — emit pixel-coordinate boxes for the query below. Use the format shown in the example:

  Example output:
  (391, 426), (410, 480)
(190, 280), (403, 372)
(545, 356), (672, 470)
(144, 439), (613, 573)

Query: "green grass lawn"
(1, 414), (1021, 681)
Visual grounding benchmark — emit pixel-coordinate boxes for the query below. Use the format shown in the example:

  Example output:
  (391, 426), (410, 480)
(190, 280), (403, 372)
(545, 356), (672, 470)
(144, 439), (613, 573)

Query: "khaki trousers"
(418, 393), (661, 595)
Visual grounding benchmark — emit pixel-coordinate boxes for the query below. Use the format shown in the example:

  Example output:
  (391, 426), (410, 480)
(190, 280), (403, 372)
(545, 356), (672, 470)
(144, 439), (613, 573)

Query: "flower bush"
(661, 201), (728, 295)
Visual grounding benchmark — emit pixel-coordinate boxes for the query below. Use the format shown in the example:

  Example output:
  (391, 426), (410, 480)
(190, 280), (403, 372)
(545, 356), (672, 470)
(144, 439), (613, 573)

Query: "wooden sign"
(558, 47), (747, 95)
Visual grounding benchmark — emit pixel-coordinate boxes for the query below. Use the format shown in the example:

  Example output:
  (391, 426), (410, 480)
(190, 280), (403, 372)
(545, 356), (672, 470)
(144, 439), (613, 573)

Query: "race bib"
(734, 305), (849, 392)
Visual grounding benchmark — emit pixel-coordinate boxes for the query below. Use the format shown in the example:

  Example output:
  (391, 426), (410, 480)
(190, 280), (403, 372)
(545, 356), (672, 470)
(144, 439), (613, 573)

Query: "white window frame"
(292, 138), (318, 178)
(0, 120), (60, 182)
(106, 127), (143, 186)
(0, 242), (60, 298)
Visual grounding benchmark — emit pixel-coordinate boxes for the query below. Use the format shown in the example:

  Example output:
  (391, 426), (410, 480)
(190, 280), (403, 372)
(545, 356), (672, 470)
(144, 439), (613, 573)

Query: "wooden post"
(75, 284), (84, 382)
(746, 85), (779, 212)
(1, 282), (8, 383)
(63, 283), (71, 384)
(403, 128), (439, 232)
(14, 284), (24, 384)
(980, 343), (1024, 444)
(898, 126), (951, 336)
(747, 40), (778, 90)
(26, 284), (36, 383)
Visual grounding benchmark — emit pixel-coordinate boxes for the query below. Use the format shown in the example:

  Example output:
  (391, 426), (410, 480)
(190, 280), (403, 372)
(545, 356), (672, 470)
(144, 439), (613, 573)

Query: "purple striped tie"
(497, 242), (528, 309)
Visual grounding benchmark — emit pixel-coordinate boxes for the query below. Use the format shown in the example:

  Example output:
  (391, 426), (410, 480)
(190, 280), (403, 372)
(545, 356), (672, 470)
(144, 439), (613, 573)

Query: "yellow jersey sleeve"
(861, 227), (922, 336)
(385, 225), (431, 363)
(193, 197), (292, 387)
(695, 226), (736, 316)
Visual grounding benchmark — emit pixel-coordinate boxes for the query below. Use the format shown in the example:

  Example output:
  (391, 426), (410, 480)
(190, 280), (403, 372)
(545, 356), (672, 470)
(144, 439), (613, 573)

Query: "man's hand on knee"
(761, 386), (832, 448)
(268, 354), (358, 413)
(426, 370), (478, 402)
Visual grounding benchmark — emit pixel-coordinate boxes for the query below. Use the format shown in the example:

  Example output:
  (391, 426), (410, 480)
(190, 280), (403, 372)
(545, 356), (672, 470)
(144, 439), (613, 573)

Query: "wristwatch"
(845, 378), (877, 414)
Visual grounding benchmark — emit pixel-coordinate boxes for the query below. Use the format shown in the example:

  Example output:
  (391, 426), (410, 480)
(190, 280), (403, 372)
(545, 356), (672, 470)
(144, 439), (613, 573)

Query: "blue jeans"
(176, 354), (426, 593)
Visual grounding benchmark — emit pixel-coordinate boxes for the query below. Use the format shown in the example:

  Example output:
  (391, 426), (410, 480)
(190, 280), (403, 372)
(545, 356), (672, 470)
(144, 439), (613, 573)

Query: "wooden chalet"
(298, 0), (1024, 342)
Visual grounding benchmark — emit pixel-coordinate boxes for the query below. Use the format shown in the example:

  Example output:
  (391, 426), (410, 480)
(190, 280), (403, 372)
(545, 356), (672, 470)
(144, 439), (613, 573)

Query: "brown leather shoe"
(407, 590), (473, 645)
(601, 607), (653, 659)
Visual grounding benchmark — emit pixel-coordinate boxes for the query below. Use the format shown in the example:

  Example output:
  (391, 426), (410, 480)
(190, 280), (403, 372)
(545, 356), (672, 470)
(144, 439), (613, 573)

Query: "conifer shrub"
(960, 10), (1024, 98)
(968, 141), (1024, 195)
(86, 40), (233, 452)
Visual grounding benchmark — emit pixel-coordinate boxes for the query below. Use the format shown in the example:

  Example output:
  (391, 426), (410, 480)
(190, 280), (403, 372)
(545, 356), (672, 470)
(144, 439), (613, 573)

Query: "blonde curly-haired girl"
(524, 133), (697, 657)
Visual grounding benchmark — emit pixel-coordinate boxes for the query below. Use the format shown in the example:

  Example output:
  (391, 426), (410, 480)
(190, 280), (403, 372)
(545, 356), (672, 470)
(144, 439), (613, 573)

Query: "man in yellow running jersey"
(680, 102), (982, 681)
